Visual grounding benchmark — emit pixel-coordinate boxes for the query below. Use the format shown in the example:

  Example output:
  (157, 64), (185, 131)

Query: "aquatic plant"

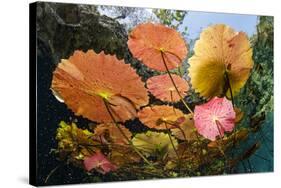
(127, 23), (187, 71)
(55, 121), (99, 162)
(171, 114), (197, 141)
(128, 22), (192, 114)
(84, 152), (117, 174)
(132, 131), (178, 159)
(47, 19), (274, 183)
(194, 97), (236, 141)
(109, 144), (141, 167)
(51, 50), (149, 123)
(188, 24), (254, 99)
(138, 105), (185, 130)
(93, 123), (132, 144)
(146, 74), (189, 102)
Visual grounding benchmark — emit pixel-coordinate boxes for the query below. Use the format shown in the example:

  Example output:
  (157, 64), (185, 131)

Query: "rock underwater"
(36, 2), (155, 79)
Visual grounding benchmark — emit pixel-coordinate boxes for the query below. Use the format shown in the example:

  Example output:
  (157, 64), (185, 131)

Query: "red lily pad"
(84, 152), (117, 174)
(194, 97), (235, 141)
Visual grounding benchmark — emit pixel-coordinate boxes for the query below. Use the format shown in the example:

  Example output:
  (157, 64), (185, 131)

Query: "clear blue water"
(181, 11), (258, 39)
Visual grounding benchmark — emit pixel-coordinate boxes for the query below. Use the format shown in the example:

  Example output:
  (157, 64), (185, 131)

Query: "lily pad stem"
(164, 122), (181, 170)
(224, 72), (235, 108)
(161, 51), (193, 115)
(103, 99), (154, 167)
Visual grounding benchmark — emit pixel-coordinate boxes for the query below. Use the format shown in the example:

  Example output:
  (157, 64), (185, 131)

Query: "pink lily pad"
(194, 97), (236, 141)
(84, 152), (117, 174)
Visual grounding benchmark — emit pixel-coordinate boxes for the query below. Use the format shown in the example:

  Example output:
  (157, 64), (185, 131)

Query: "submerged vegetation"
(47, 15), (273, 183)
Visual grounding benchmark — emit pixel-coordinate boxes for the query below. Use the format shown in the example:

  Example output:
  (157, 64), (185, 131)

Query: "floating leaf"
(94, 123), (132, 144)
(138, 105), (185, 130)
(194, 97), (236, 141)
(109, 145), (141, 167)
(51, 50), (149, 123)
(147, 74), (189, 102)
(128, 23), (188, 71)
(56, 121), (98, 160)
(171, 114), (197, 141)
(84, 152), (117, 174)
(189, 24), (253, 99)
(132, 131), (178, 158)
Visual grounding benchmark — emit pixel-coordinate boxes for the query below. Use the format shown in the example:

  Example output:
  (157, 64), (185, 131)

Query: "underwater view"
(35, 2), (273, 185)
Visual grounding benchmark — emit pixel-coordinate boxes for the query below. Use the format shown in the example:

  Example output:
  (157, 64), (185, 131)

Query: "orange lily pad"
(171, 114), (197, 141)
(147, 74), (189, 102)
(128, 23), (188, 71)
(51, 50), (149, 123)
(138, 105), (185, 130)
(94, 123), (132, 145)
